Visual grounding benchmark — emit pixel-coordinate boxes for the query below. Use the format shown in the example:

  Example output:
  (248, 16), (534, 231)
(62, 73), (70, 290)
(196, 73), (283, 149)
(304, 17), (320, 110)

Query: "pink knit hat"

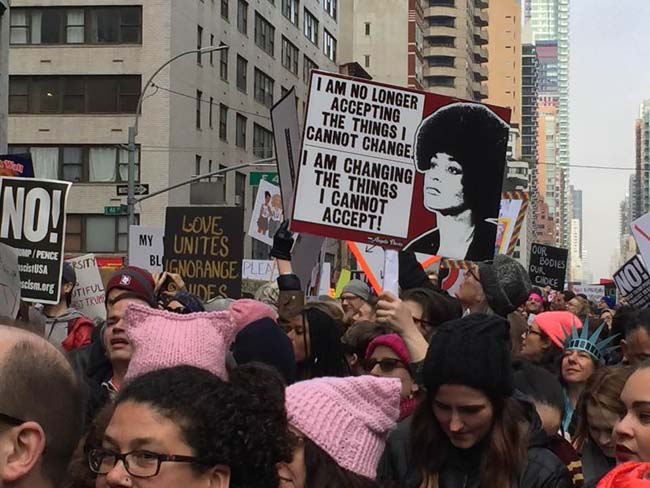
(365, 333), (411, 365)
(286, 376), (400, 479)
(123, 302), (249, 383)
(533, 311), (582, 349)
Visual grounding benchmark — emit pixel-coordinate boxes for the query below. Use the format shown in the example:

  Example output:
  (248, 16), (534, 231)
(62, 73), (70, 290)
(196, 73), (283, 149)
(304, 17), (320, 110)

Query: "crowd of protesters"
(2, 222), (650, 488)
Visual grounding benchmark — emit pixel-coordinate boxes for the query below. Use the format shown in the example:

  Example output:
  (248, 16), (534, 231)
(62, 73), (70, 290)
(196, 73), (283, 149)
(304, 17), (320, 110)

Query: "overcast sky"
(569, 0), (650, 280)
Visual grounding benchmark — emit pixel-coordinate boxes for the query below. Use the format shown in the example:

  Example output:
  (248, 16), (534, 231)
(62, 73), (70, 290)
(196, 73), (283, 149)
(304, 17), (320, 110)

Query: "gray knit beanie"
(478, 255), (531, 317)
(341, 279), (371, 302)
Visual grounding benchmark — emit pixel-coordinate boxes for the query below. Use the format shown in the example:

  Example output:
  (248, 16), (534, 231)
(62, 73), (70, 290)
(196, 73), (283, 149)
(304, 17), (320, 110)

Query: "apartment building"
(636, 100), (650, 217)
(7, 0), (338, 260)
(0, 0), (8, 151)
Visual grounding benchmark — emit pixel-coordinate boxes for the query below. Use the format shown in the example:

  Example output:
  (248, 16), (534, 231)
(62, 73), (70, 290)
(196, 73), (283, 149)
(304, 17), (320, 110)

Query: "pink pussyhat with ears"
(286, 376), (401, 480)
(122, 300), (275, 382)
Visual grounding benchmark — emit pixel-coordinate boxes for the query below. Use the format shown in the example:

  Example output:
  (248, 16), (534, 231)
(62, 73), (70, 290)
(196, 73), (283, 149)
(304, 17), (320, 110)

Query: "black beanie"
(478, 255), (531, 317)
(422, 313), (513, 399)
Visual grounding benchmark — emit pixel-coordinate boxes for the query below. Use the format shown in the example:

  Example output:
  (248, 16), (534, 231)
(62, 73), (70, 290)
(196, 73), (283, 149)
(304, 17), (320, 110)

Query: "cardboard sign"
(572, 284), (605, 303)
(248, 180), (283, 246)
(0, 153), (34, 178)
(614, 255), (650, 308)
(242, 259), (279, 281)
(164, 207), (243, 301)
(290, 71), (510, 261)
(495, 193), (529, 256)
(69, 254), (106, 322)
(632, 212), (650, 271)
(0, 177), (71, 304)
(128, 225), (164, 273)
(0, 243), (20, 319)
(529, 243), (569, 291)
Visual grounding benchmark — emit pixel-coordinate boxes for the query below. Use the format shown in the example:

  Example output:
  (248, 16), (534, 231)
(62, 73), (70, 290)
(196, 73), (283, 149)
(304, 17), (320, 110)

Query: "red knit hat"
(533, 311), (582, 349)
(597, 462), (650, 487)
(105, 266), (156, 306)
(365, 333), (411, 366)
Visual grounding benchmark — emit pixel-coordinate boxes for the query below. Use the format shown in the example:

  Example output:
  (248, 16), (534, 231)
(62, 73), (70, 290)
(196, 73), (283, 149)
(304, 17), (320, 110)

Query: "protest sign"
(242, 259), (279, 281)
(614, 255), (650, 308)
(572, 284), (605, 303)
(248, 180), (283, 246)
(0, 177), (71, 304)
(495, 192), (529, 256)
(69, 254), (105, 322)
(0, 153), (34, 178)
(529, 243), (569, 291)
(164, 207), (243, 301)
(290, 71), (510, 261)
(0, 243), (20, 319)
(631, 212), (650, 270)
(128, 225), (164, 273)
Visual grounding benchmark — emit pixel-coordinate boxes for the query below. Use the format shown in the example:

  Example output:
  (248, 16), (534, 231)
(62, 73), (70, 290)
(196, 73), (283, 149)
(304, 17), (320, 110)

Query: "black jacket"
(581, 439), (615, 488)
(378, 399), (573, 488)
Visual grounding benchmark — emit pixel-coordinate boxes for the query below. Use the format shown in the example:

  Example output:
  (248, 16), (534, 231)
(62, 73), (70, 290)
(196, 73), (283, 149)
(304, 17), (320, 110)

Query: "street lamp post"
(127, 45), (230, 228)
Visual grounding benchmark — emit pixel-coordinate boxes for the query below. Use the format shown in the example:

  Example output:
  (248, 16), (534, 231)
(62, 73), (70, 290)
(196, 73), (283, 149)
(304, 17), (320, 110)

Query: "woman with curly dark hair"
(88, 364), (292, 488)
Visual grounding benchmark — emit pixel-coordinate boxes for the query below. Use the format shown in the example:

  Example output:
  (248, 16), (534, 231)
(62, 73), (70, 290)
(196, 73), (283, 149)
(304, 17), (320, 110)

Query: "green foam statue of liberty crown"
(562, 317), (619, 364)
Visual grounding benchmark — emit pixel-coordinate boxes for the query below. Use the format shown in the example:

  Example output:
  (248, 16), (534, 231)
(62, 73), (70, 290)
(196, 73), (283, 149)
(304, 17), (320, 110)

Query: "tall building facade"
(339, 0), (424, 88)
(636, 100), (650, 216)
(7, 0), (337, 260)
(0, 0), (8, 152)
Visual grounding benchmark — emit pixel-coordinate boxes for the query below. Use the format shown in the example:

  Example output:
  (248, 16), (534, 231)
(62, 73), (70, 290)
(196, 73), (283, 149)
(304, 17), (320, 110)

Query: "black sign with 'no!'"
(0, 177), (72, 304)
(529, 243), (569, 291)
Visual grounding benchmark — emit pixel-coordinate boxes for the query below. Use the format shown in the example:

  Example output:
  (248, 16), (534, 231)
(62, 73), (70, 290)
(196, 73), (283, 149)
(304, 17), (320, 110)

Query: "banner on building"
(614, 255), (650, 309)
(164, 207), (244, 301)
(128, 225), (164, 273)
(0, 243), (20, 319)
(571, 284), (606, 303)
(248, 180), (283, 246)
(0, 153), (34, 178)
(290, 71), (510, 261)
(69, 254), (106, 322)
(242, 259), (279, 281)
(0, 177), (71, 304)
(529, 243), (569, 291)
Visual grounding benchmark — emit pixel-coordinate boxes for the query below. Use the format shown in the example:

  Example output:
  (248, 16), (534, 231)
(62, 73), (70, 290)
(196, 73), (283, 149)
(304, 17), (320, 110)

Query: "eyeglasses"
(340, 295), (361, 303)
(413, 317), (435, 329)
(524, 327), (542, 337)
(0, 413), (25, 426)
(465, 265), (480, 282)
(363, 358), (407, 373)
(87, 448), (207, 478)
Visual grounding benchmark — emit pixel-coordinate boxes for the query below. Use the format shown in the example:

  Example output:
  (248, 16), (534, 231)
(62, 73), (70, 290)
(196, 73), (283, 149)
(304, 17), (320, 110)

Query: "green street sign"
(249, 171), (279, 186)
(104, 205), (128, 216)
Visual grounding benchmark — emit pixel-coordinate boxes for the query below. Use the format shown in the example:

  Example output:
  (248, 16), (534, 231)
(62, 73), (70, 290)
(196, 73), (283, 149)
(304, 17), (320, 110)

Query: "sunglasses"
(363, 358), (406, 373)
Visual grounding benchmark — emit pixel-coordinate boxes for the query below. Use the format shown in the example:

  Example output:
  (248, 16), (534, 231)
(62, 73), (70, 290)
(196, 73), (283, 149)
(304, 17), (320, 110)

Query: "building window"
(364, 22), (370, 36)
(219, 104), (228, 141)
(323, 0), (337, 20)
(429, 76), (455, 88)
(323, 29), (336, 61)
(254, 68), (274, 108)
(10, 6), (142, 45)
(8, 145), (140, 183)
(9, 75), (141, 114)
(220, 45), (228, 81)
(221, 0), (229, 19)
(303, 56), (318, 83)
(235, 172), (246, 207)
(237, 0), (248, 34)
(210, 34), (215, 65)
(428, 16), (455, 27)
(428, 56), (454, 67)
(196, 90), (202, 129)
(236, 55), (248, 92)
(195, 155), (202, 176)
(364, 54), (370, 67)
(281, 36), (299, 75)
(236, 114), (247, 148)
(197, 25), (203, 64)
(303, 8), (318, 45)
(253, 124), (274, 158)
(282, 0), (299, 26)
(209, 97), (214, 129)
(254, 12), (275, 56)
(429, 36), (455, 47)
(65, 215), (130, 254)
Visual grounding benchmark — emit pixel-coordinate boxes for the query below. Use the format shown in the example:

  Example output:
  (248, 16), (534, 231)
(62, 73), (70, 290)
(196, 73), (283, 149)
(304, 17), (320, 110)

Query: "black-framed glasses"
(0, 413), (25, 426)
(524, 326), (542, 338)
(87, 448), (207, 478)
(363, 358), (407, 374)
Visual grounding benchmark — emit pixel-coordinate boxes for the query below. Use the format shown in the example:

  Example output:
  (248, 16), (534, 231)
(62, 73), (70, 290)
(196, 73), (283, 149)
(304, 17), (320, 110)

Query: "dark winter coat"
(581, 439), (615, 488)
(378, 399), (573, 488)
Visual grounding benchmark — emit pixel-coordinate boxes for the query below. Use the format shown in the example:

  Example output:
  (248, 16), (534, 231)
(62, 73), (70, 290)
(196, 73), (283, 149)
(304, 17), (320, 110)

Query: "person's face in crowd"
(456, 264), (485, 308)
(526, 296), (544, 314)
(599, 298), (609, 310)
(422, 153), (465, 212)
(561, 350), (596, 385)
(367, 345), (417, 400)
(277, 427), (306, 488)
(351, 301), (374, 324)
(601, 310), (614, 330)
(551, 293), (567, 311)
(534, 402), (562, 436)
(433, 384), (494, 449)
(567, 298), (584, 317)
(340, 293), (363, 319)
(622, 327), (650, 366)
(587, 402), (619, 459)
(520, 321), (550, 362)
(105, 295), (149, 366)
(60, 280), (74, 304)
(614, 368), (650, 463)
(284, 314), (308, 363)
(95, 401), (229, 488)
